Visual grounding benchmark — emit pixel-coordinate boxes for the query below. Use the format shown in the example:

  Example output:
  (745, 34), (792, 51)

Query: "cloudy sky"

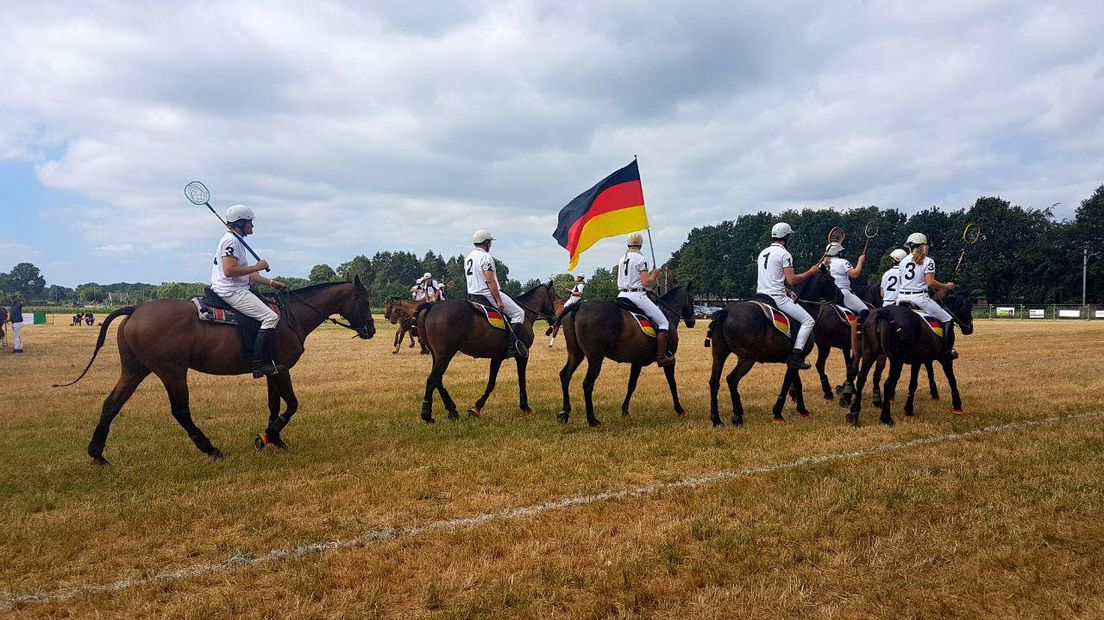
(1, 0), (1101, 287)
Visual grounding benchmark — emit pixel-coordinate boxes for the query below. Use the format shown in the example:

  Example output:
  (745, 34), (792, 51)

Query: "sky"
(1, 0), (1101, 288)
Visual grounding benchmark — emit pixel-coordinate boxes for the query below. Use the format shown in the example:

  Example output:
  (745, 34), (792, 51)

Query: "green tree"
(585, 267), (618, 301)
(337, 255), (373, 284)
(79, 284), (106, 303)
(5, 262), (46, 300)
(309, 263), (339, 283)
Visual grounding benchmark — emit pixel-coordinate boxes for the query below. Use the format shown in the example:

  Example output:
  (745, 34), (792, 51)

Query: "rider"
(897, 233), (957, 358)
(210, 204), (288, 377)
(824, 241), (867, 313)
(466, 229), (524, 355)
(618, 232), (674, 367)
(880, 249), (908, 307)
(564, 273), (585, 310)
(421, 272), (445, 302)
(756, 223), (822, 369)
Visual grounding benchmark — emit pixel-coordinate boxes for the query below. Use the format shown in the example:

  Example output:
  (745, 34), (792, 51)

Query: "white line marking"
(3, 412), (1099, 610)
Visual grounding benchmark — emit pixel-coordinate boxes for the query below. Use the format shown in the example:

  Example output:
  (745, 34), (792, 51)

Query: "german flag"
(553, 160), (649, 270)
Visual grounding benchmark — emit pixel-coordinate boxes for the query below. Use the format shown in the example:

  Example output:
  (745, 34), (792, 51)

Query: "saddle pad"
(834, 305), (857, 324)
(191, 297), (280, 325)
(751, 301), (792, 338)
(470, 302), (507, 330)
(908, 309), (944, 337)
(630, 312), (657, 338)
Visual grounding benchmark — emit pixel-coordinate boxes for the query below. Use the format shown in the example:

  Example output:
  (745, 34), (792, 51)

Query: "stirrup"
(252, 360), (287, 378)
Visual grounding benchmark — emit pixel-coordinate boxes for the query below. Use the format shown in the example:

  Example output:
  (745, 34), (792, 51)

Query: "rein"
(280, 288), (369, 337)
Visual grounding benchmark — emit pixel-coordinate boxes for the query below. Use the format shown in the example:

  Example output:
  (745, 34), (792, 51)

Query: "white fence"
(977, 304), (1104, 320)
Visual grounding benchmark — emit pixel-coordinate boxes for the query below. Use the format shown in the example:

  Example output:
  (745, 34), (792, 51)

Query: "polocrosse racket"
(184, 181), (270, 272)
(861, 219), (879, 256)
(953, 223), (981, 275)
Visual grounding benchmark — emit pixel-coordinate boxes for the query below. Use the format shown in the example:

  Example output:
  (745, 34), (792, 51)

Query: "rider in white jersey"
(756, 222), (822, 369)
(563, 274), (585, 310)
(210, 204), (288, 377)
(824, 242), (867, 313)
(896, 232), (957, 358)
(466, 229), (524, 357)
(618, 232), (674, 367)
(880, 249), (908, 306)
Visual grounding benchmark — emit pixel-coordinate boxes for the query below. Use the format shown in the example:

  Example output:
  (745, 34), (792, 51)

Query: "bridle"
(279, 288), (374, 339)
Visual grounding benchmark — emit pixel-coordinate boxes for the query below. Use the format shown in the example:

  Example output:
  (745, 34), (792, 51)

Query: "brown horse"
(706, 267), (843, 427)
(555, 286), (696, 427)
(848, 291), (974, 426)
(384, 297), (429, 354)
(58, 278), (376, 464)
(416, 281), (557, 423)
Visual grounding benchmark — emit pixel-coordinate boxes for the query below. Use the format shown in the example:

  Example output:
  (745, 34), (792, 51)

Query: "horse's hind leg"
(557, 348), (584, 424)
(581, 354), (605, 427)
(871, 355), (886, 406)
(726, 358), (755, 427)
(941, 359), (963, 415)
(926, 361), (940, 400)
(88, 362), (150, 465)
(708, 348), (729, 427)
(663, 362), (687, 417)
(838, 347), (854, 407)
(793, 371), (811, 417)
(469, 357), (504, 418)
(516, 354), (535, 415)
(421, 350), (457, 424)
(621, 363), (642, 417)
(257, 371), (297, 450)
(772, 368), (798, 423)
(433, 352), (460, 421)
(880, 360), (903, 426)
(392, 326), (402, 354)
(816, 344), (833, 400)
(904, 363), (921, 418)
(159, 370), (222, 459)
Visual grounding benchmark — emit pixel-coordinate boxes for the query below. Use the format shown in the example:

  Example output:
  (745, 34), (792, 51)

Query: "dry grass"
(1, 316), (1102, 618)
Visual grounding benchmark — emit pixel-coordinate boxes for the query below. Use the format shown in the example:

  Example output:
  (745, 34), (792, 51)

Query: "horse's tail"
(53, 306), (135, 388)
(704, 308), (728, 348)
(874, 307), (910, 352)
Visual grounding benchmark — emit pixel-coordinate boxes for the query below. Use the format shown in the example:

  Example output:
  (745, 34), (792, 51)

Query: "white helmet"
(575, 273), (585, 279)
(627, 232), (644, 247)
(225, 204), (254, 223)
(771, 222), (793, 238)
(824, 242), (844, 257)
(890, 249), (908, 262)
(423, 272), (432, 279)
(473, 229), (494, 244)
(906, 232), (928, 246)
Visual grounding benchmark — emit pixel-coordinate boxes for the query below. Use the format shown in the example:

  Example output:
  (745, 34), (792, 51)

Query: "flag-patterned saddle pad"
(751, 301), (792, 338)
(834, 305), (857, 324)
(470, 302), (507, 330)
(629, 312), (657, 338)
(908, 309), (944, 337)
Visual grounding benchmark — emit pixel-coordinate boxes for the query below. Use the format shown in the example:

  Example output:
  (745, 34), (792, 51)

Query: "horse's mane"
(289, 281), (351, 296)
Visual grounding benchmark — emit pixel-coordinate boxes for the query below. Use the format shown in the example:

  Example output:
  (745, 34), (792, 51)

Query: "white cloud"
(0, 0), (1102, 285)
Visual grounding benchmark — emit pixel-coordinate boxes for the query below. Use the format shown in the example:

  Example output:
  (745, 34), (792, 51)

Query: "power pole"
(1084, 246), (1089, 314)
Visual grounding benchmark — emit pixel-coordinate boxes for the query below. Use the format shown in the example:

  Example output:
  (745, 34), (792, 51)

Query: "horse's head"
(383, 297), (401, 324)
(943, 292), (974, 335)
(344, 275), (376, 339)
(518, 280), (558, 318)
(661, 284), (697, 328)
(799, 264), (844, 306)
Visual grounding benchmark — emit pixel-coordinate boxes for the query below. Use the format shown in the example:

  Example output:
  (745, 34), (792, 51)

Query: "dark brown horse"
(847, 292), (974, 426)
(384, 297), (429, 354)
(706, 267), (843, 427)
(555, 286), (696, 427)
(855, 281), (940, 407)
(416, 282), (557, 423)
(58, 278), (376, 464)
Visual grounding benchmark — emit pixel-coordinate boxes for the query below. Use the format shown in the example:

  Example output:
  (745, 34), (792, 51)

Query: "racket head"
(864, 219), (879, 238)
(827, 226), (846, 245)
(184, 181), (210, 206)
(963, 223), (981, 244)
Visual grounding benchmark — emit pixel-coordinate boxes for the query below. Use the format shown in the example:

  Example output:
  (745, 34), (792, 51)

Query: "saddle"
(749, 294), (795, 339)
(614, 298), (658, 338)
(466, 296), (507, 330)
(191, 288), (281, 353)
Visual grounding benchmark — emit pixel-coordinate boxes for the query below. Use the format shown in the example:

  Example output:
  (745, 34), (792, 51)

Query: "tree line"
(4, 184), (1100, 307)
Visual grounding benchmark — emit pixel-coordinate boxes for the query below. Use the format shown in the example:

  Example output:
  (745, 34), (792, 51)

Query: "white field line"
(3, 412), (1099, 610)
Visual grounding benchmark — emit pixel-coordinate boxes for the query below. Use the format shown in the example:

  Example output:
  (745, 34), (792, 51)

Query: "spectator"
(0, 304), (7, 349)
(10, 295), (24, 353)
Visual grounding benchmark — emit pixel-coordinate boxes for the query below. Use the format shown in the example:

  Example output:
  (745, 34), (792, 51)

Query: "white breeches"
(11, 321), (23, 349)
(882, 297), (897, 307)
(619, 291), (669, 330)
(840, 289), (867, 313)
(219, 290), (280, 329)
(897, 293), (951, 322)
(481, 292), (524, 324)
(563, 296), (581, 309)
(771, 294), (814, 349)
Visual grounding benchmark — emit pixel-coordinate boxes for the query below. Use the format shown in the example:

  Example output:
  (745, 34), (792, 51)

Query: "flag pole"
(635, 154), (662, 292)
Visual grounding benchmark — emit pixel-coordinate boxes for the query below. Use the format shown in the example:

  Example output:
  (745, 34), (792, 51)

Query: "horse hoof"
(468, 407), (481, 418)
(732, 416), (744, 427)
(952, 408), (964, 415)
(835, 385), (844, 395)
(208, 448), (224, 460)
(522, 407), (535, 416)
(799, 411), (810, 418)
(823, 393), (834, 401)
(772, 417), (785, 424)
(871, 399), (882, 407)
(447, 410), (460, 421)
(712, 420), (723, 428)
(587, 419), (601, 428)
(90, 455), (110, 466)
(422, 414), (435, 425)
(932, 395), (941, 401)
(677, 409), (688, 418)
(880, 416), (895, 427)
(556, 411), (569, 424)
(254, 433), (269, 451)
(621, 409), (630, 417)
(904, 414), (915, 420)
(845, 413), (859, 426)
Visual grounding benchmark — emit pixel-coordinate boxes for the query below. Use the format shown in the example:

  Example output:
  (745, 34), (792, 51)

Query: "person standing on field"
(211, 204), (288, 377)
(9, 295), (25, 353)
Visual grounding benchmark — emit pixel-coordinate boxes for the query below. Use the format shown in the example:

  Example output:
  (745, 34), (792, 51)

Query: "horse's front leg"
(160, 370), (222, 459)
(941, 359), (963, 414)
(848, 351), (877, 426)
(708, 348), (728, 427)
(582, 354), (605, 427)
(880, 359), (903, 426)
(558, 348), (584, 424)
(793, 371), (810, 417)
(469, 357), (504, 418)
(662, 361), (686, 417)
(516, 353), (534, 415)
(903, 363), (921, 418)
(772, 368), (797, 423)
(257, 371), (297, 450)
(620, 363), (642, 417)
(816, 343), (833, 400)
(266, 375), (280, 424)
(838, 347), (854, 407)
(926, 361), (940, 400)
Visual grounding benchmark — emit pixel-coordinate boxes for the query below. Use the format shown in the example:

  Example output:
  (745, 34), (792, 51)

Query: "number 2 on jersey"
(465, 259), (473, 276)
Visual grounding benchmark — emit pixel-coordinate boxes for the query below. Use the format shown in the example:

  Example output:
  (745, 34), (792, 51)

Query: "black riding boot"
(941, 321), (958, 360)
(787, 348), (811, 370)
(252, 328), (287, 378)
(655, 330), (675, 367)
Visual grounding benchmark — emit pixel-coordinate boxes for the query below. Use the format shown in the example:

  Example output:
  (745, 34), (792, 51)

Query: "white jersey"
(617, 252), (649, 291)
(571, 283), (584, 297)
(465, 248), (497, 295)
(756, 243), (793, 297)
(880, 267), (901, 305)
(210, 232), (251, 295)
(898, 254), (935, 294)
(828, 257), (854, 291)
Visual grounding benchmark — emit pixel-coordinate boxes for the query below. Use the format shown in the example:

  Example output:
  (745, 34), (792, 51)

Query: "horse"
(416, 281), (557, 423)
(856, 281), (940, 407)
(384, 297), (429, 354)
(847, 291), (974, 426)
(56, 277), (376, 464)
(543, 295), (570, 344)
(555, 286), (697, 427)
(706, 267), (843, 427)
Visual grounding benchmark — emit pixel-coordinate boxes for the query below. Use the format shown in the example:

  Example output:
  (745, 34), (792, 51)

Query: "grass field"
(1, 316), (1103, 618)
